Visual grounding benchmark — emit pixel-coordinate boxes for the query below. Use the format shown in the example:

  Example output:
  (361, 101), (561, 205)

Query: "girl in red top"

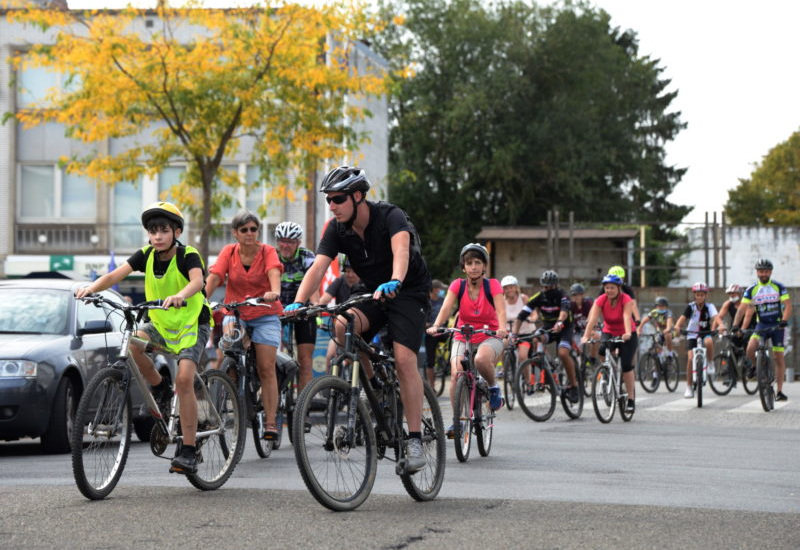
(205, 210), (284, 439)
(427, 243), (507, 425)
(581, 274), (637, 413)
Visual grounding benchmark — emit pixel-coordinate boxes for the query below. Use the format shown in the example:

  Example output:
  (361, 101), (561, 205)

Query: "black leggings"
(601, 332), (638, 373)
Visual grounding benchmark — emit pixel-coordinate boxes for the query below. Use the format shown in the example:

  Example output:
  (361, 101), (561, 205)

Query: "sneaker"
(625, 399), (635, 414)
(488, 386), (504, 410)
(776, 391), (788, 402)
(170, 447), (197, 474)
(406, 437), (425, 474)
(565, 386), (579, 404)
(445, 424), (455, 439)
(684, 386), (694, 399)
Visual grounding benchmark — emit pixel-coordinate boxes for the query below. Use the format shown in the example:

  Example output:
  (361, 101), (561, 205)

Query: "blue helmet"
(601, 274), (623, 286)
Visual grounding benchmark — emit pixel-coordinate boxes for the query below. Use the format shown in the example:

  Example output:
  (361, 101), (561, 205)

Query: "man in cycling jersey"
(733, 259), (792, 401)
(284, 166), (431, 473)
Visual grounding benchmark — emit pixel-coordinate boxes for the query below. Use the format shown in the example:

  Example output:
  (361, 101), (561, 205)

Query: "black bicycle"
(499, 333), (534, 411)
(284, 293), (446, 511)
(745, 326), (782, 412)
(213, 299), (297, 458)
(710, 333), (757, 396)
(637, 333), (679, 393)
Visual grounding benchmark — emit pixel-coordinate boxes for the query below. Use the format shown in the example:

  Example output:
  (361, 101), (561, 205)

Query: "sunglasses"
(238, 226), (259, 233)
(325, 194), (350, 205)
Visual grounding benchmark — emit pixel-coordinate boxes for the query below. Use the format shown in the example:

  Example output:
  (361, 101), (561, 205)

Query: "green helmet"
(608, 265), (626, 279)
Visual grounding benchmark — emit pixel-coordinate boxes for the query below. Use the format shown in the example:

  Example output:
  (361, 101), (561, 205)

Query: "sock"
(408, 432), (421, 440)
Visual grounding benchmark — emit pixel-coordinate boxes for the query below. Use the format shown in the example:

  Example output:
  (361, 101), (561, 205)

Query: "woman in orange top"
(206, 209), (284, 439)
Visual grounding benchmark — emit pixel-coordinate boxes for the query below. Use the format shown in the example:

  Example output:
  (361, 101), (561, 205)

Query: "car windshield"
(0, 289), (69, 334)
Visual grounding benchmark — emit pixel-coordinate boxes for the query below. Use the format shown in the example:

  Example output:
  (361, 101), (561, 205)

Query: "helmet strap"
(344, 193), (363, 228)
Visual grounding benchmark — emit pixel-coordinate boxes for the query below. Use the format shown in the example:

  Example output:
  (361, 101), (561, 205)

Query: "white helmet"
(275, 221), (303, 241)
(500, 275), (519, 287)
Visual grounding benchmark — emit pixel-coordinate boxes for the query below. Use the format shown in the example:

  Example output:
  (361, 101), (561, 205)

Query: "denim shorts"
(139, 323), (210, 366)
(224, 314), (281, 348)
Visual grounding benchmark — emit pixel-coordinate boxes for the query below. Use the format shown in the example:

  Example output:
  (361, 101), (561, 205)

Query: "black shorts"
(284, 317), (317, 346)
(357, 291), (429, 353)
(601, 332), (638, 373)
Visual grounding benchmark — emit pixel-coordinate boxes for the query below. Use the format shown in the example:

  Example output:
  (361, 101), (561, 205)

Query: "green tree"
(373, 0), (689, 278)
(7, 2), (386, 261)
(725, 130), (800, 225)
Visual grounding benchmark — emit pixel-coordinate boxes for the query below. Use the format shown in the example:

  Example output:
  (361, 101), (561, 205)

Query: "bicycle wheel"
(475, 390), (494, 457)
(433, 354), (448, 397)
(638, 353), (660, 393)
(591, 364), (616, 423)
(663, 353), (679, 392)
(694, 354), (704, 408)
(501, 349), (516, 410)
(756, 353), (775, 412)
(514, 358), (556, 422)
(453, 375), (473, 462)
(580, 356), (594, 398)
(400, 381), (446, 501)
(292, 375), (377, 511)
(741, 357), (758, 395)
(558, 360), (583, 420)
(709, 352), (734, 396)
(186, 370), (246, 491)
(252, 404), (273, 458)
(71, 367), (132, 500)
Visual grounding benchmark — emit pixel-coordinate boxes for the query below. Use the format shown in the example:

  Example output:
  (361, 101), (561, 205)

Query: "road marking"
(729, 399), (791, 413)
(648, 396), (718, 411)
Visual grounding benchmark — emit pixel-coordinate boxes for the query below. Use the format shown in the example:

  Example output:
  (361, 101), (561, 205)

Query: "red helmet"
(691, 282), (709, 293)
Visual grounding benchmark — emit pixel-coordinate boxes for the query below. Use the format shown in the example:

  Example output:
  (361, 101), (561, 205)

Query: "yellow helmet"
(608, 265), (625, 279)
(142, 201), (184, 230)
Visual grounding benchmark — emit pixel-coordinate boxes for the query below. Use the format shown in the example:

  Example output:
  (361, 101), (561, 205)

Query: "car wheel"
(41, 376), (76, 454)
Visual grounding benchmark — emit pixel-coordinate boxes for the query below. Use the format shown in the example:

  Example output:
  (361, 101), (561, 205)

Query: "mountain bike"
(435, 325), (502, 462)
(681, 329), (716, 408)
(589, 337), (634, 423)
(213, 299), (297, 458)
(431, 334), (451, 396)
(711, 333), (757, 396)
(637, 333), (679, 393)
(284, 293), (446, 511)
(745, 326), (782, 412)
(514, 328), (583, 422)
(71, 295), (245, 500)
(498, 333), (534, 411)
(577, 342), (597, 398)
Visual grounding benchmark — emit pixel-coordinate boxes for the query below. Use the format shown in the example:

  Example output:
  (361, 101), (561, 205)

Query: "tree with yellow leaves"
(7, 2), (388, 260)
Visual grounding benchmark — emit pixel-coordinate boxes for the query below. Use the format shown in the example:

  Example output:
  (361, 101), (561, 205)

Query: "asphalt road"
(2, 382), (799, 549)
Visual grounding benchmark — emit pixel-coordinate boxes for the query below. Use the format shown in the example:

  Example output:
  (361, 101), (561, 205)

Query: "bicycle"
(710, 333), (757, 396)
(744, 326), (782, 412)
(513, 328), (583, 422)
(213, 298), (298, 458)
(576, 341), (596, 398)
(435, 325), (501, 462)
(71, 295), (245, 500)
(589, 337), (634, 423)
(681, 329), (716, 408)
(498, 332), (532, 411)
(431, 334), (451, 397)
(636, 333), (679, 393)
(284, 293), (446, 511)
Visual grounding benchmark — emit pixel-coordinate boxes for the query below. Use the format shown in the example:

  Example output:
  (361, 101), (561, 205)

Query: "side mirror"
(77, 319), (113, 336)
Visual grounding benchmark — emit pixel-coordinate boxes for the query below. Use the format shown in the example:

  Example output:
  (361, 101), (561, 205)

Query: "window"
(19, 165), (54, 218)
(18, 165), (96, 221)
(113, 177), (144, 250)
(158, 166), (185, 202)
(245, 165), (264, 214)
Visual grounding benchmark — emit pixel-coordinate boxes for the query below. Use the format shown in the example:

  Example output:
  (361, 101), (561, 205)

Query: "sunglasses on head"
(238, 226), (259, 233)
(325, 194), (350, 205)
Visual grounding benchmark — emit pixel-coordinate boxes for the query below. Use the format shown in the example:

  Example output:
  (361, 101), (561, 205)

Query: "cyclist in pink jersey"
(428, 244), (507, 435)
(581, 274), (637, 413)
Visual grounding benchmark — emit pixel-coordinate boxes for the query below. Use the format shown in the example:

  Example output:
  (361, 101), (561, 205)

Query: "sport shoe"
(489, 386), (504, 410)
(625, 399), (635, 413)
(565, 386), (579, 404)
(170, 446), (197, 474)
(776, 391), (788, 402)
(684, 386), (694, 399)
(445, 424), (455, 439)
(406, 437), (425, 474)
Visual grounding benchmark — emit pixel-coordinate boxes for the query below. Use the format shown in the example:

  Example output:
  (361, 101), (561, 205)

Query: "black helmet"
(754, 258), (773, 270)
(540, 270), (559, 286)
(568, 283), (585, 296)
(655, 296), (669, 307)
(320, 166), (370, 194)
(459, 243), (489, 266)
(141, 201), (184, 231)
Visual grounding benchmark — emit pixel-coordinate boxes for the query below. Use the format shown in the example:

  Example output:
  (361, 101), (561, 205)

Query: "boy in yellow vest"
(75, 202), (211, 474)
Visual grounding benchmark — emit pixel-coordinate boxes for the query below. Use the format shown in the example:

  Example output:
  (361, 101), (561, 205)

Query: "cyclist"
(673, 282), (718, 399)
(427, 243), (508, 436)
(569, 283), (598, 362)
(734, 259), (792, 401)
(604, 265), (641, 325)
(318, 255), (366, 371)
(75, 202), (211, 474)
(581, 273), (637, 413)
(423, 279), (448, 388)
(501, 275), (532, 374)
(284, 166), (431, 473)
(511, 270), (580, 403)
(205, 209), (283, 440)
(637, 296), (675, 355)
(276, 221), (318, 393)
(712, 283), (755, 377)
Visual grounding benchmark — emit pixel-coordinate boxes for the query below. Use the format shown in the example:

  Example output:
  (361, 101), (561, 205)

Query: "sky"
(66, 0), (800, 224)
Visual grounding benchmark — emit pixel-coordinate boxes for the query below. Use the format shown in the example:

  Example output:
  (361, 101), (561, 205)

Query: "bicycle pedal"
(395, 459), (407, 476)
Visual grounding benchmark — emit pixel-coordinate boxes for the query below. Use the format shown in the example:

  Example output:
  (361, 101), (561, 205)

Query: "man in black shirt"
(285, 166), (431, 473)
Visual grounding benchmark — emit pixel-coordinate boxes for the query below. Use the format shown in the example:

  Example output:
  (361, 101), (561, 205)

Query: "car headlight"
(0, 360), (37, 378)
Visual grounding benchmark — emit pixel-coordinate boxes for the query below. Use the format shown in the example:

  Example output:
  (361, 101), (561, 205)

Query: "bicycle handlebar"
(435, 325), (498, 338)
(78, 294), (173, 312)
(280, 293), (374, 322)
(211, 297), (280, 311)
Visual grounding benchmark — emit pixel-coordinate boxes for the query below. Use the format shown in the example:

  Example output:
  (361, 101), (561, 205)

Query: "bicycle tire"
(453, 375), (473, 462)
(515, 357), (556, 422)
(619, 379), (634, 422)
(71, 367), (132, 500)
(591, 364), (616, 423)
(252, 407), (273, 458)
(741, 357), (758, 395)
(475, 390), (494, 457)
(292, 375), (377, 511)
(434, 354), (448, 397)
(709, 352), (734, 396)
(558, 357), (583, 419)
(580, 356), (594, 398)
(757, 352), (775, 412)
(694, 354), (704, 408)
(638, 353), (660, 393)
(663, 354), (679, 392)
(400, 381), (446, 501)
(501, 349), (516, 411)
(186, 370), (246, 491)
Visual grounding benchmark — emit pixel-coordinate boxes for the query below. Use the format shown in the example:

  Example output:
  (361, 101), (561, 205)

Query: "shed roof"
(476, 226), (639, 240)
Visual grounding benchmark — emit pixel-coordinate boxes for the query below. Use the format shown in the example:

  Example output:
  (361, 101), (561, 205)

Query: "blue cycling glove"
(284, 302), (303, 313)
(375, 279), (402, 295)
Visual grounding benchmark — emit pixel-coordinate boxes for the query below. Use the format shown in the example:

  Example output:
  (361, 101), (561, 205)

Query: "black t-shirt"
(519, 288), (572, 327)
(324, 276), (367, 304)
(316, 201), (431, 295)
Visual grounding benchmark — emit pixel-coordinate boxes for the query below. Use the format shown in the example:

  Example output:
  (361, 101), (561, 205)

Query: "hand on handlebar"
(284, 302), (303, 315)
(74, 286), (94, 300)
(373, 279), (402, 300)
(262, 291), (279, 302)
(161, 295), (185, 309)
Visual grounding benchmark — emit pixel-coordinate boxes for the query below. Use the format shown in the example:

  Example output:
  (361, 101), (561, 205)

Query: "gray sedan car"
(0, 279), (171, 453)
